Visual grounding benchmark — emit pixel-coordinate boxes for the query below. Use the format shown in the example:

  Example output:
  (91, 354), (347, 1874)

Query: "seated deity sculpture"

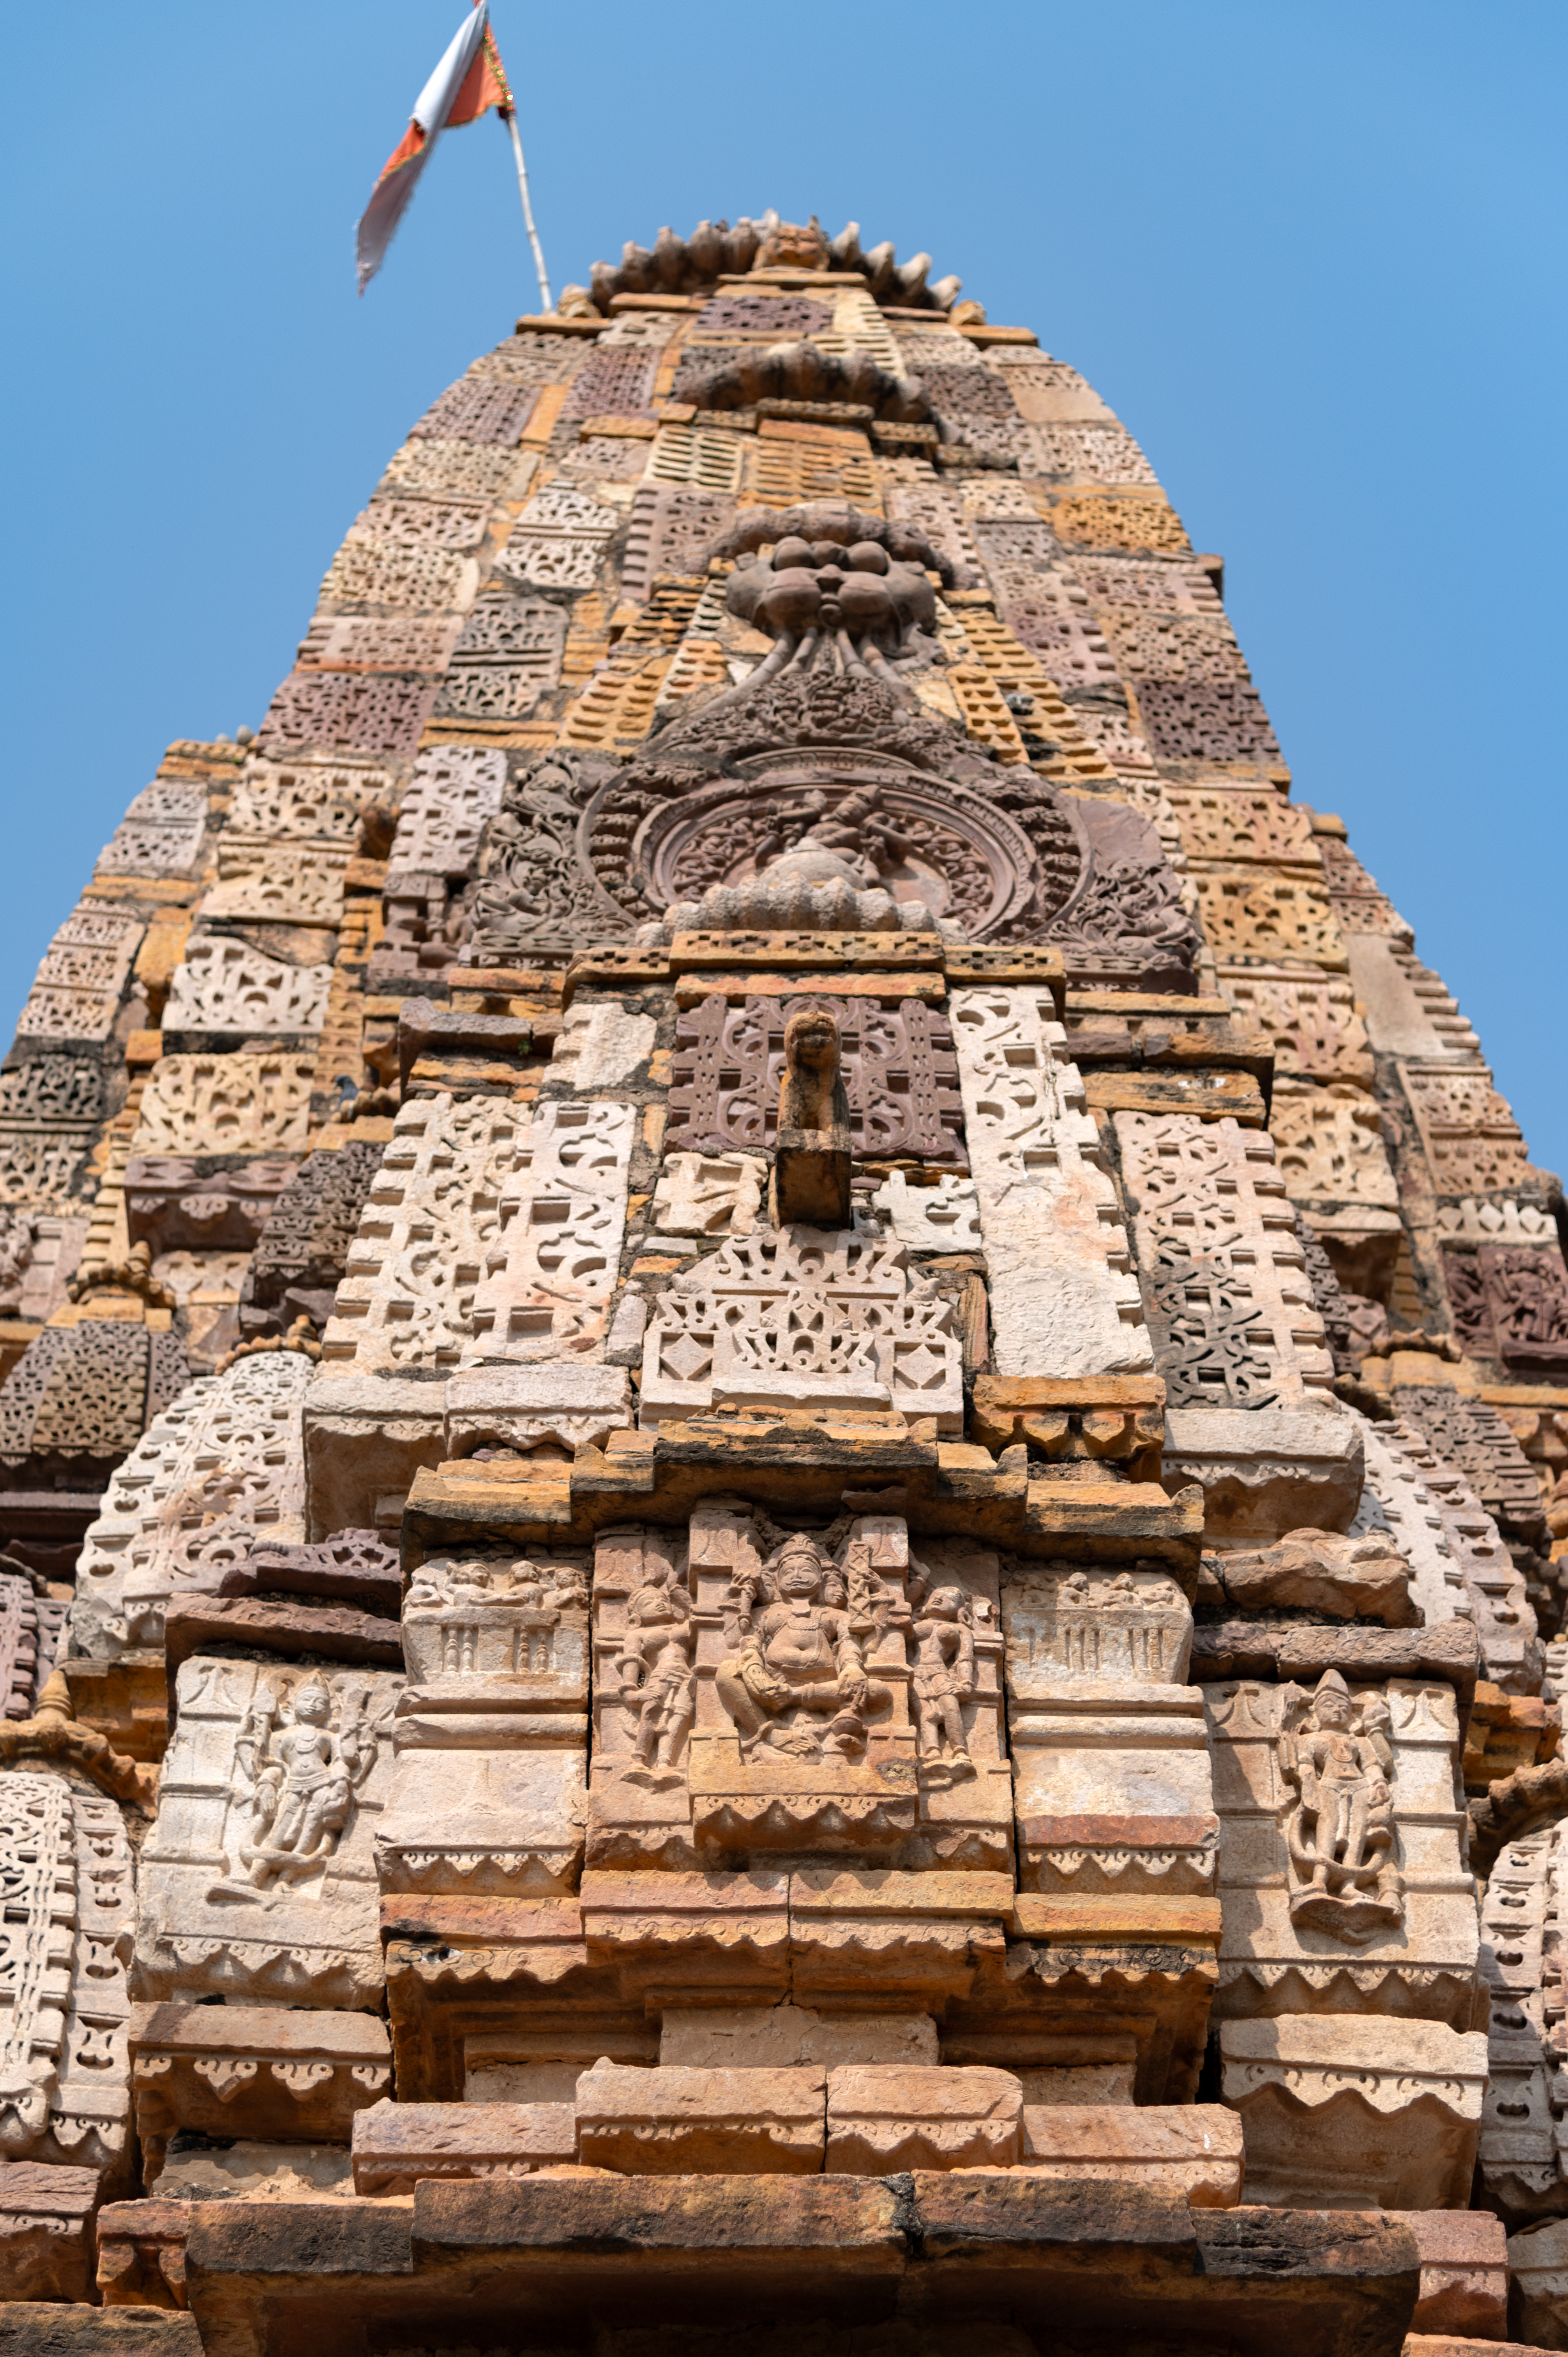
(716, 1531), (890, 1762)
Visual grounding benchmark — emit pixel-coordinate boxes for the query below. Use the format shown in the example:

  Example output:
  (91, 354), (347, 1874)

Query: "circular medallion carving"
(623, 753), (1077, 940)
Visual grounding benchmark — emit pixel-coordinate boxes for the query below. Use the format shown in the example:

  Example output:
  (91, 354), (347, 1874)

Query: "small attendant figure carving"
(909, 1578), (976, 1782)
(716, 1532), (885, 1761)
(771, 1007), (853, 1228)
(1280, 1668), (1402, 1941)
(614, 1557), (697, 1785)
(231, 1677), (384, 1892)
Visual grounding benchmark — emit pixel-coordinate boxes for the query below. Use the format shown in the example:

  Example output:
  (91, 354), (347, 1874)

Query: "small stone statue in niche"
(717, 1531), (886, 1761)
(1280, 1668), (1402, 1941)
(614, 1556), (697, 1786)
(908, 1577), (977, 1783)
(229, 1676), (386, 1892)
(771, 1007), (853, 1228)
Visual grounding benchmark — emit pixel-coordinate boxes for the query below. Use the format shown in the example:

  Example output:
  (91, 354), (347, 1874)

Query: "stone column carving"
(589, 1507), (1010, 1872)
(0, 1771), (134, 2176)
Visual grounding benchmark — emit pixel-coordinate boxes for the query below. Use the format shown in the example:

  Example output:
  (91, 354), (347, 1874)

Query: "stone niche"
(134, 1655), (402, 2008)
(589, 1505), (1010, 1871)
(1204, 1664), (1485, 2209)
(0, 1769), (136, 2183)
(377, 1544), (592, 1895)
(638, 1223), (964, 1430)
(1000, 1560), (1216, 1896)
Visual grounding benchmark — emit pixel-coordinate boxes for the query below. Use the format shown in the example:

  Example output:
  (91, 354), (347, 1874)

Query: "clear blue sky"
(2, 3), (1563, 1173)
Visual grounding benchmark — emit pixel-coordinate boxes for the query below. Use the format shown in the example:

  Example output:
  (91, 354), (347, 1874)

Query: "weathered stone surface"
(129, 1056), (315, 1157)
(549, 1001), (657, 1089)
(463, 1099), (634, 1366)
(0, 2164), (100, 2304)
(125, 1156), (299, 1257)
(14, 902), (144, 1045)
(164, 940), (332, 1038)
(129, 2002), (391, 2182)
(658, 2002), (939, 2070)
(70, 1352), (309, 1657)
(953, 987), (1151, 1377)
(825, 2063), (1022, 2173)
(576, 2060), (827, 2173)
(1201, 1527), (1416, 1623)
(385, 747), (506, 879)
(97, 2200), (190, 2309)
(1017, 2104), (1243, 2205)
(1221, 2014), (1490, 2208)
(0, 2308), (201, 2352)
(1162, 1405), (1363, 1541)
(442, 1362), (632, 1458)
(668, 993), (964, 1165)
(652, 1150), (768, 1238)
(134, 1656), (401, 2006)
(1404, 2210), (1508, 2339)
(351, 2097), (576, 2193)
(870, 1169), (983, 1251)
(1509, 2217), (1568, 2349)
(590, 1509), (1010, 1879)
(1002, 1560), (1214, 1896)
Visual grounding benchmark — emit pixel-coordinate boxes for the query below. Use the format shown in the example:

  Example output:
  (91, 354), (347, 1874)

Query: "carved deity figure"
(1280, 1669), (1402, 1940)
(233, 1677), (382, 1890)
(716, 1532), (884, 1761)
(614, 1558), (697, 1784)
(909, 1581), (976, 1780)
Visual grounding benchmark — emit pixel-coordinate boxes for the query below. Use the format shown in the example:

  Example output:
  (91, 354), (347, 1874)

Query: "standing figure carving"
(233, 1676), (385, 1890)
(615, 1556), (697, 1785)
(1281, 1668), (1402, 1939)
(909, 1575), (977, 1781)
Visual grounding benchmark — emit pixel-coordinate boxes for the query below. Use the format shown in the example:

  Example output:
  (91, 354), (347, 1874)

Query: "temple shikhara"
(5, 208), (1568, 2357)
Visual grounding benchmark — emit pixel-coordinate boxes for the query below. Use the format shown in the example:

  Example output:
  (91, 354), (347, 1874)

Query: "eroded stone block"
(128, 2003), (391, 2184)
(825, 2063), (1022, 2173)
(574, 2060), (826, 2174)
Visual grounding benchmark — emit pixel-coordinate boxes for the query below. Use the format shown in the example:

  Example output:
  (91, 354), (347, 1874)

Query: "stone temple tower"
(1, 209), (1567, 2352)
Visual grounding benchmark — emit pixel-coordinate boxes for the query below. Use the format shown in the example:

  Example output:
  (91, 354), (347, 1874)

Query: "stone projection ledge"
(4, 206), (1567, 2346)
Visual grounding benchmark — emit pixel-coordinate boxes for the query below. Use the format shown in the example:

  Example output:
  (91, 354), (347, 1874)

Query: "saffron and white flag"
(356, 2), (514, 294)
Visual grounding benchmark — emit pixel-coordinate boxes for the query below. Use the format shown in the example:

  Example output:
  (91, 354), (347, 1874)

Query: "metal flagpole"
(502, 108), (552, 312)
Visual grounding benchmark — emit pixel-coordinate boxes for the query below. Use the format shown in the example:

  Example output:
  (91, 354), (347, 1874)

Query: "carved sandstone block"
(1017, 2104), (1242, 2205)
(164, 941), (332, 1038)
(70, 1352), (309, 1659)
(667, 994), (965, 1165)
(639, 1225), (964, 1429)
(0, 2167), (100, 2304)
(651, 1150), (767, 1238)
(199, 841), (348, 929)
(1161, 1406), (1363, 1544)
(1113, 1111), (1335, 1410)
(128, 2002), (391, 2185)
(1220, 2013), (1489, 2209)
(589, 1509), (1010, 1875)
(1001, 1561), (1214, 1895)
(129, 1056), (314, 1159)
(825, 2065), (1023, 2173)
(0, 1775), (134, 2178)
(350, 2099), (576, 2194)
(385, 746), (506, 882)
(133, 1655), (401, 2007)
(1202, 1673), (1478, 2023)
(463, 1099), (635, 1366)
(14, 903), (144, 1045)
(952, 987), (1150, 1378)
(1219, 969), (1372, 1086)
(377, 1544), (590, 1896)
(574, 2061), (826, 2174)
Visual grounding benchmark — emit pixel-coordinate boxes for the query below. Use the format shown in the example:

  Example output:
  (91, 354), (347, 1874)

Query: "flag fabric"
(356, 3), (513, 295)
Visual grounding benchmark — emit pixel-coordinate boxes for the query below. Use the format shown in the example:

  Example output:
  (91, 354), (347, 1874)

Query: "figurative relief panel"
(1201, 1674), (1476, 2014)
(1444, 1244), (1568, 1372)
(136, 1657), (400, 2006)
(589, 1508), (1009, 1869)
